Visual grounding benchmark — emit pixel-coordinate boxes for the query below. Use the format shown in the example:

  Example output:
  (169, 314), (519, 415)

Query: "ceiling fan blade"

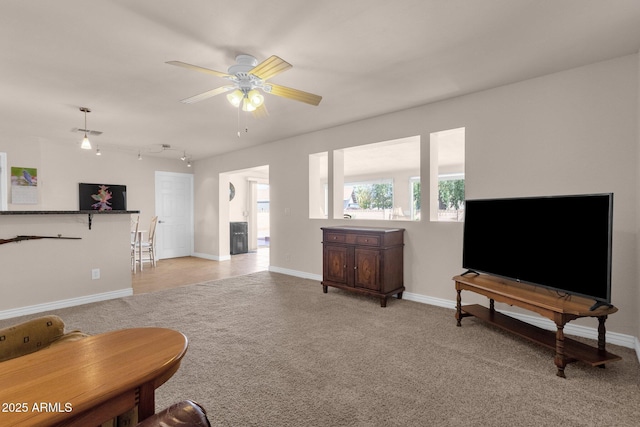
(166, 61), (230, 78)
(267, 83), (322, 106)
(249, 56), (292, 81)
(180, 85), (235, 104)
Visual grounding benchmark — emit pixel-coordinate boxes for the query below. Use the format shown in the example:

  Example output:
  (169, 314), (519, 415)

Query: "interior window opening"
(335, 135), (420, 221)
(429, 127), (465, 222)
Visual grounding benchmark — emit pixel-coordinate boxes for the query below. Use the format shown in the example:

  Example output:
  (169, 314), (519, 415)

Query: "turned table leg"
(554, 322), (567, 378)
(597, 315), (608, 369)
(455, 289), (462, 327)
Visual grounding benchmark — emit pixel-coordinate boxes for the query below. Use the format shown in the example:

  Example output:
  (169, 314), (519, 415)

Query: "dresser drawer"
(325, 232), (346, 243)
(355, 234), (380, 246)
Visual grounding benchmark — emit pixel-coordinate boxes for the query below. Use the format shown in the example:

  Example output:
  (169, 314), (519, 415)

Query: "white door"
(155, 171), (193, 259)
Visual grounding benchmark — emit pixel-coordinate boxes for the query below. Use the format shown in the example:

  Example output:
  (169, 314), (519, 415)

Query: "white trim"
(403, 291), (456, 309)
(269, 266), (322, 281)
(193, 252), (231, 262)
(0, 289), (133, 320)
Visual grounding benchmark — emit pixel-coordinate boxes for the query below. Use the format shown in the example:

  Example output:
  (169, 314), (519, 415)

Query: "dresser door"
(354, 248), (380, 291)
(324, 245), (351, 286)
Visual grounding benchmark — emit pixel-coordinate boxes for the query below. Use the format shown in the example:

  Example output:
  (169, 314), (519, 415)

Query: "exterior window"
(344, 180), (394, 220)
(430, 128), (465, 222)
(410, 177), (420, 221)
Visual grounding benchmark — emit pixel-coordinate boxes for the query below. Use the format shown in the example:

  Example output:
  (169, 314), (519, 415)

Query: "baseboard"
(0, 289), (133, 320)
(403, 291), (456, 310)
(192, 252), (231, 261)
(269, 265), (322, 281)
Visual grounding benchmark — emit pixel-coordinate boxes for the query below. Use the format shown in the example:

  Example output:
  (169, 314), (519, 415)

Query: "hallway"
(132, 248), (269, 294)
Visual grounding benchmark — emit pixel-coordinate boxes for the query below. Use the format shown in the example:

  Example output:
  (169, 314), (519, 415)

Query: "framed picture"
(79, 183), (127, 211)
(11, 166), (38, 204)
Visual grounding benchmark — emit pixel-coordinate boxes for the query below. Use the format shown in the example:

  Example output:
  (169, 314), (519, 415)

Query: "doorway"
(257, 183), (270, 248)
(227, 166), (269, 254)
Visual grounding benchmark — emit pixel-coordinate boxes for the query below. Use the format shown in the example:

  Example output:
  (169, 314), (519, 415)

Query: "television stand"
(453, 274), (621, 378)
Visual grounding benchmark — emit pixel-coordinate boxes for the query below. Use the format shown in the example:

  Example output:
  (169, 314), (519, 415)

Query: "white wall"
(0, 138), (192, 314)
(0, 213), (131, 315)
(194, 54), (639, 338)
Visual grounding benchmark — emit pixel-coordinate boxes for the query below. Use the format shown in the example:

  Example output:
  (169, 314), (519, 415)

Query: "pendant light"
(79, 107), (92, 150)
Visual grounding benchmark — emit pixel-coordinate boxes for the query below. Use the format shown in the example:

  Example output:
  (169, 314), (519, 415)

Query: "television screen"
(79, 183), (127, 211)
(462, 193), (613, 305)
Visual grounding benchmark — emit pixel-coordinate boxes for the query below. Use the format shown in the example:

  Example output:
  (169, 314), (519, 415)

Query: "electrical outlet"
(91, 268), (100, 280)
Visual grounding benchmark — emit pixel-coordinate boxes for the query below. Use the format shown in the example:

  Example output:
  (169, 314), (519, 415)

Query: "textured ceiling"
(1, 0), (640, 161)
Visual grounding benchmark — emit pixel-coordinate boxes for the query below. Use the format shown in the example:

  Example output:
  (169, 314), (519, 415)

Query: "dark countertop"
(0, 210), (139, 215)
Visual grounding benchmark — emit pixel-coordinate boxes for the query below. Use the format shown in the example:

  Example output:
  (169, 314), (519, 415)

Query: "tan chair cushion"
(0, 315), (88, 362)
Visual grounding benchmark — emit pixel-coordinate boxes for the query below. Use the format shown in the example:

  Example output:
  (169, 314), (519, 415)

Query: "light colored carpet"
(2, 272), (639, 426)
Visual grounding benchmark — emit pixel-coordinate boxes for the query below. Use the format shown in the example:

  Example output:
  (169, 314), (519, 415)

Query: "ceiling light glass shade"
(247, 89), (264, 108)
(226, 89), (244, 108)
(242, 98), (256, 112)
(80, 134), (92, 149)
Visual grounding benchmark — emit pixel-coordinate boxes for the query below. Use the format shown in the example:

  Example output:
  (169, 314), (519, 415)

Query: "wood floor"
(131, 248), (270, 294)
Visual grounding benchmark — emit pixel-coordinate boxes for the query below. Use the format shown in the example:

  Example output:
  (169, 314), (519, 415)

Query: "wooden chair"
(131, 215), (140, 273)
(139, 216), (158, 268)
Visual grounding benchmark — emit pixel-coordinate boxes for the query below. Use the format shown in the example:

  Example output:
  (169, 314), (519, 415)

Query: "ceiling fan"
(166, 54), (322, 113)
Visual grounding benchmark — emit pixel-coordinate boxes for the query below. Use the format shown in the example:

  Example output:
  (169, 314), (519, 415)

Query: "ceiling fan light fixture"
(247, 89), (264, 108)
(242, 98), (257, 112)
(226, 89), (244, 108)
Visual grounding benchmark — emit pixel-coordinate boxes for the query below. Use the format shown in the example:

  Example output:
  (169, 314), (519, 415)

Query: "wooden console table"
(453, 274), (621, 378)
(0, 327), (188, 426)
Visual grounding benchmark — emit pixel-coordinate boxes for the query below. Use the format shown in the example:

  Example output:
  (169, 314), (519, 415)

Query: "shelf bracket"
(88, 213), (93, 230)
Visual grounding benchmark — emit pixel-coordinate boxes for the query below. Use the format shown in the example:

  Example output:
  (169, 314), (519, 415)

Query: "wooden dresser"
(321, 226), (404, 307)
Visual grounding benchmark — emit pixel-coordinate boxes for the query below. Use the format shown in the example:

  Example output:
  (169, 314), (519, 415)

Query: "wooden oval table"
(0, 327), (188, 426)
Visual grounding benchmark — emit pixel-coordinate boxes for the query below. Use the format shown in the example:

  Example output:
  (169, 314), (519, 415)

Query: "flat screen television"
(462, 193), (613, 310)
(78, 183), (127, 211)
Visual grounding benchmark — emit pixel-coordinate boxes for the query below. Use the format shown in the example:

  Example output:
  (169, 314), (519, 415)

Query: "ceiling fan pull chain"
(244, 102), (249, 134)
